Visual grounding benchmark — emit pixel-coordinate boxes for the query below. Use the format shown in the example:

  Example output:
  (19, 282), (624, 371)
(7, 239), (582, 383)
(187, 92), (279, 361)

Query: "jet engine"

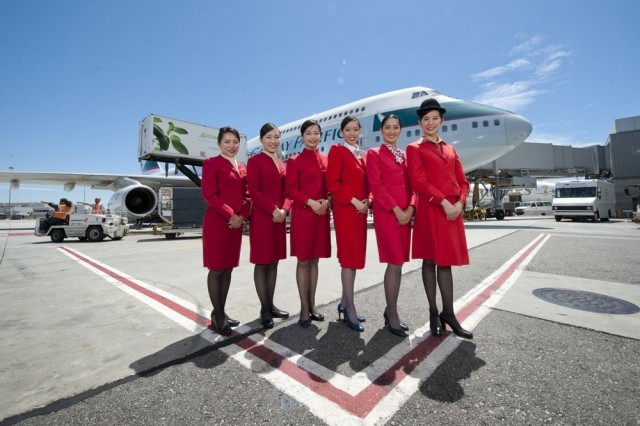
(107, 185), (158, 219)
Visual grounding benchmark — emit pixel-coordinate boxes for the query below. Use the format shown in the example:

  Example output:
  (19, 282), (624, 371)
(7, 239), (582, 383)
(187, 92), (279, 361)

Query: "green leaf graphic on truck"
(152, 117), (189, 154)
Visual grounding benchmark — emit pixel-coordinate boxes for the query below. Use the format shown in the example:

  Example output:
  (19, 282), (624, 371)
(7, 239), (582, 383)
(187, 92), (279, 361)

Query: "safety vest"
(91, 204), (102, 214)
(51, 205), (71, 220)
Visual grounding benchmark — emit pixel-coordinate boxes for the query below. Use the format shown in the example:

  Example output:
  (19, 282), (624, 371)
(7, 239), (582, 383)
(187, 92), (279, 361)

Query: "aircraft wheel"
(555, 216), (562, 222)
(495, 209), (505, 221)
(50, 229), (66, 243)
(165, 233), (179, 239)
(78, 237), (87, 241)
(86, 226), (105, 242)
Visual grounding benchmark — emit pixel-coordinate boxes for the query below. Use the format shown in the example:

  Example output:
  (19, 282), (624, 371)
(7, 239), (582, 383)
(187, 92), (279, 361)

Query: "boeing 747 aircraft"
(1, 86), (532, 219)
(247, 86), (532, 173)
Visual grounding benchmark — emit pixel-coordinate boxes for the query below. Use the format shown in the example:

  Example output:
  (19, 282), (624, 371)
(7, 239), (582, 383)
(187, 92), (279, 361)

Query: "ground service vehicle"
(35, 205), (128, 242)
(516, 201), (553, 216)
(156, 187), (205, 239)
(552, 180), (615, 222)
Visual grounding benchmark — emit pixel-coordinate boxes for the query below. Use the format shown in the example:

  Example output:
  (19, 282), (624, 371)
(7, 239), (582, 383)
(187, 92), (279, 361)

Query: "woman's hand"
(351, 197), (368, 214)
(272, 207), (286, 223)
(442, 200), (463, 221)
(228, 214), (244, 229)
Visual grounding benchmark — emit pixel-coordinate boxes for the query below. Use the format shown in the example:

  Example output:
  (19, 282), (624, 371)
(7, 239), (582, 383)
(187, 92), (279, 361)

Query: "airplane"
(0, 86), (532, 219)
(247, 86), (532, 173)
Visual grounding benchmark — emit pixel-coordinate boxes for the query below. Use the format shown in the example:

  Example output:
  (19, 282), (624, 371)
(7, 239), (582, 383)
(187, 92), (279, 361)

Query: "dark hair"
(340, 115), (360, 131)
(259, 123), (279, 139)
(300, 119), (321, 136)
(381, 114), (402, 128)
(217, 126), (240, 144)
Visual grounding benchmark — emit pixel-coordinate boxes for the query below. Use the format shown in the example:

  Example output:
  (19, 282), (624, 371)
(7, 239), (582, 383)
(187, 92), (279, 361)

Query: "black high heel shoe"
(211, 310), (240, 327)
(337, 303), (366, 322)
(310, 312), (325, 322)
(439, 313), (473, 339)
(210, 318), (232, 336)
(298, 318), (311, 328)
(429, 310), (442, 337)
(382, 311), (407, 337)
(270, 308), (289, 319)
(260, 309), (274, 329)
(383, 308), (409, 331)
(344, 313), (364, 332)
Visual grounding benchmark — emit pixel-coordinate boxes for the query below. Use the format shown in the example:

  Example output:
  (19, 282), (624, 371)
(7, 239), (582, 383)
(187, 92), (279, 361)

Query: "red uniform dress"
(247, 153), (291, 264)
(406, 139), (470, 266)
(201, 155), (251, 270)
(326, 144), (368, 269)
(366, 144), (416, 264)
(285, 148), (331, 261)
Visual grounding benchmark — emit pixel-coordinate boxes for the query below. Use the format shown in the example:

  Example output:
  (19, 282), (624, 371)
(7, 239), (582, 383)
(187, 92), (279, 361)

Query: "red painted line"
(59, 246), (211, 329)
(61, 234), (547, 419)
(0, 232), (34, 237)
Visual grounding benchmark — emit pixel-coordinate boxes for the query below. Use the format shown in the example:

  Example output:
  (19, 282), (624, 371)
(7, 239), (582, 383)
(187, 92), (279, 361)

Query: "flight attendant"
(406, 99), (473, 339)
(285, 119), (331, 328)
(326, 116), (369, 332)
(201, 126), (251, 336)
(247, 123), (291, 329)
(366, 114), (415, 337)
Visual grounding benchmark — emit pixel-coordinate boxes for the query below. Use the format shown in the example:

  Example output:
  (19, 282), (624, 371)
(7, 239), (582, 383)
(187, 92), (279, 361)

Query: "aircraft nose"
(505, 114), (532, 150)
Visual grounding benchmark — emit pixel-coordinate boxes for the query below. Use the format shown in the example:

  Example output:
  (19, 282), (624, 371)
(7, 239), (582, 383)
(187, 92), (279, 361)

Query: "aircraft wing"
(0, 171), (196, 191)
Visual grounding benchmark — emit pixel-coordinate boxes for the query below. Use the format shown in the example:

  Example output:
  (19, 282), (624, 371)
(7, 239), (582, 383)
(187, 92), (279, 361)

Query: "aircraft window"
(472, 122), (478, 128)
(442, 125), (448, 132)
(494, 119), (500, 126)
(406, 131), (412, 137)
(362, 106), (366, 111)
(451, 124), (457, 131)
(483, 120), (489, 127)
(349, 109), (353, 114)
(355, 108), (360, 113)
(375, 136), (380, 142)
(339, 113), (342, 117)
(412, 92), (420, 99)
(415, 130), (420, 136)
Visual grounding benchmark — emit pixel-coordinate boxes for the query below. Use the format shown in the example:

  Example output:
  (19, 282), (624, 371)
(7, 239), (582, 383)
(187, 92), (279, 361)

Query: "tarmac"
(0, 216), (639, 425)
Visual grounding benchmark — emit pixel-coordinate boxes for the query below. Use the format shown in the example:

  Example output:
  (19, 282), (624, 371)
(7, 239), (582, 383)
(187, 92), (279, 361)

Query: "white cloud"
(473, 81), (543, 111)
(470, 35), (571, 113)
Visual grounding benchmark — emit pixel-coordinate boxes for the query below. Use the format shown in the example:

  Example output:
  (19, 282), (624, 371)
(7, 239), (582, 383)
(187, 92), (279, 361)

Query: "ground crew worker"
(39, 198), (73, 233)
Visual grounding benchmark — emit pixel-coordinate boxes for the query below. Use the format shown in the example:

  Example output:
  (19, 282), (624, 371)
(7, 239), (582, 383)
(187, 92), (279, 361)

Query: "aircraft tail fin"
(141, 160), (162, 175)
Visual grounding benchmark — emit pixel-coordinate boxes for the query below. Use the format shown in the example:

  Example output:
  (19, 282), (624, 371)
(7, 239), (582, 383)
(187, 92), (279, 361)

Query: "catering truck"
(552, 180), (615, 222)
(138, 114), (248, 166)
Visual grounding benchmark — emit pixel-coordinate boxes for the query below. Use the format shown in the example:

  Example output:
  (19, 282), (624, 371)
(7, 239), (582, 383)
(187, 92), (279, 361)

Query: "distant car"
(514, 202), (532, 215)
(519, 201), (553, 216)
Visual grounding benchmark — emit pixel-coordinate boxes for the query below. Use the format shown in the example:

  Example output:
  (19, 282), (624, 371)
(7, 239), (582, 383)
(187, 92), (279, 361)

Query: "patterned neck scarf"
(383, 143), (405, 164)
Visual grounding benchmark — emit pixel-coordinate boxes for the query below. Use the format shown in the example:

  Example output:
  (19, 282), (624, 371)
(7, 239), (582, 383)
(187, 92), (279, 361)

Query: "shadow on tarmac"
(420, 341), (486, 402)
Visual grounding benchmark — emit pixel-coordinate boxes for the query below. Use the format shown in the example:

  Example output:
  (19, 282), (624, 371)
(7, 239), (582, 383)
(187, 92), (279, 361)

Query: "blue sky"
(2, 0), (639, 204)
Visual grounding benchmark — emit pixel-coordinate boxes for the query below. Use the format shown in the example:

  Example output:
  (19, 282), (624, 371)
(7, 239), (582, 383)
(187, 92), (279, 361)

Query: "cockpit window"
(411, 91), (430, 99)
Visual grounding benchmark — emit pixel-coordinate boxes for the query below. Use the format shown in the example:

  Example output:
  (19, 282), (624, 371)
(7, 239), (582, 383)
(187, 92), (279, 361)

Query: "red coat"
(326, 144), (368, 269)
(247, 153), (291, 264)
(366, 145), (415, 264)
(406, 140), (470, 266)
(285, 148), (331, 261)
(201, 156), (250, 270)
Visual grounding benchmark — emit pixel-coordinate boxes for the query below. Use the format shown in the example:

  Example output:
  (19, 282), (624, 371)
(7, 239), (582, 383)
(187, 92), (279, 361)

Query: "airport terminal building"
(606, 115), (640, 215)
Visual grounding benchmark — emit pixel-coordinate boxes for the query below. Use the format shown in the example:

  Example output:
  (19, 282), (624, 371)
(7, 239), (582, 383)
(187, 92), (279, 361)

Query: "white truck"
(552, 180), (615, 222)
(35, 204), (128, 242)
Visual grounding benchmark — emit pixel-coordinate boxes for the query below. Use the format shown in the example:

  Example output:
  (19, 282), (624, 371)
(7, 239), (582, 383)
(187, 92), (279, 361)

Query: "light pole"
(7, 166), (14, 219)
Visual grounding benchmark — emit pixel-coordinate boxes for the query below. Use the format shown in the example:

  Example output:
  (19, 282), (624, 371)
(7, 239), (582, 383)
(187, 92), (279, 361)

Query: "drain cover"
(532, 288), (640, 314)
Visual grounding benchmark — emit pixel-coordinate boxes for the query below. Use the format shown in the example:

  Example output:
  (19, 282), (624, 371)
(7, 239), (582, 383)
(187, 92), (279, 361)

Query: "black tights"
(296, 259), (319, 322)
(254, 261), (280, 320)
(383, 263), (403, 329)
(207, 268), (232, 328)
(421, 260), (456, 318)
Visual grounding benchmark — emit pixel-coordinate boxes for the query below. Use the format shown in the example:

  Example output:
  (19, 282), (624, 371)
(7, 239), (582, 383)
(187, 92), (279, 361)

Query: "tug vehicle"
(35, 204), (128, 242)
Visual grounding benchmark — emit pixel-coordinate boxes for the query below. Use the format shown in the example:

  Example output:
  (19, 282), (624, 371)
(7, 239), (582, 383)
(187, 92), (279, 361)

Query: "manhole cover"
(532, 288), (640, 314)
